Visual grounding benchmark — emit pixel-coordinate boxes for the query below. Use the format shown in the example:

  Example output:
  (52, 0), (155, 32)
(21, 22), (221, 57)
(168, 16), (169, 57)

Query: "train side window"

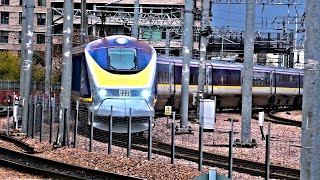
(157, 64), (169, 84)
(253, 71), (270, 87)
(174, 65), (182, 84)
(190, 67), (199, 85)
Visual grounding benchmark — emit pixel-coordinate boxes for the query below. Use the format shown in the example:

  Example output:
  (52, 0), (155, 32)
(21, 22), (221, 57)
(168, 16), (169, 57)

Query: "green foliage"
(0, 51), (20, 80)
(32, 64), (45, 81)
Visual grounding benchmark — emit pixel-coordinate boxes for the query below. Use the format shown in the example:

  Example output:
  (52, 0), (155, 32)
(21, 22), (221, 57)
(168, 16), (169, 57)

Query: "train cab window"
(108, 48), (136, 70)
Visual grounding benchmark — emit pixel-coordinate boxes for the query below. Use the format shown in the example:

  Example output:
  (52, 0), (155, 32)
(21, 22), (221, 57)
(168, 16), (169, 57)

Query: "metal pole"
(40, 95), (44, 142)
(240, 0), (256, 145)
(148, 115), (153, 161)
(198, 0), (211, 96)
(20, 0), (27, 104)
(6, 104), (9, 136)
(127, 108), (132, 158)
(228, 119), (234, 179)
(73, 100), (79, 148)
(32, 96), (37, 139)
(108, 106), (113, 154)
(80, 0), (87, 44)
(21, 0), (35, 133)
(44, 8), (53, 104)
(49, 97), (55, 144)
(132, 0), (139, 39)
(165, 28), (170, 56)
(180, 0), (195, 129)
(89, 105), (94, 152)
(265, 123), (271, 180)
(301, 1), (320, 179)
(171, 112), (176, 164)
(27, 95), (32, 137)
(198, 116), (203, 171)
(57, 0), (74, 145)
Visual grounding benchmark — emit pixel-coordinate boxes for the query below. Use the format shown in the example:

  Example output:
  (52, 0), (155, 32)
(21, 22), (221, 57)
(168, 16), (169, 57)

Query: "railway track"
(0, 135), (142, 180)
(135, 142), (299, 179)
(102, 132), (299, 180)
(251, 110), (301, 127)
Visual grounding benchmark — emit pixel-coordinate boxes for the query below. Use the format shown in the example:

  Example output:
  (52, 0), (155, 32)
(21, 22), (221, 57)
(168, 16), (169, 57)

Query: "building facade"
(1, 0), (198, 56)
(0, 0), (49, 54)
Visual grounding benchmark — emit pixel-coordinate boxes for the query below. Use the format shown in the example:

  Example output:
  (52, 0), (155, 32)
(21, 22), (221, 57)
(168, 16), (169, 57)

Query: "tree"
(0, 51), (20, 80)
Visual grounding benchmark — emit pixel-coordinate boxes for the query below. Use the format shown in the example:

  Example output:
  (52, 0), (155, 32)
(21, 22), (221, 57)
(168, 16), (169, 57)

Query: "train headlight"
(115, 37), (129, 45)
(141, 90), (151, 98)
(98, 89), (107, 96)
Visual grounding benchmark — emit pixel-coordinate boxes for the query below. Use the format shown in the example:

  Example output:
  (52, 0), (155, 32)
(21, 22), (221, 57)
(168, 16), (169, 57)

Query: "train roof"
(157, 55), (304, 74)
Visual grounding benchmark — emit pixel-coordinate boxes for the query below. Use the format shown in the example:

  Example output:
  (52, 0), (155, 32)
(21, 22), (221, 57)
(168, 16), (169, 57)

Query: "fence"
(0, 80), (61, 91)
(0, 93), (301, 179)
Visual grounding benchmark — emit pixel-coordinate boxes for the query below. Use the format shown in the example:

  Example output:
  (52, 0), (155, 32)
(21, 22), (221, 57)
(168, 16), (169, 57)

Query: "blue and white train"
(72, 35), (304, 133)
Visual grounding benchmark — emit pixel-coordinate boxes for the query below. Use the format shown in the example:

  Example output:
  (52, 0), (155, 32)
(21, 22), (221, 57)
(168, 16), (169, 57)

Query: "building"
(0, 0), (49, 54)
(0, 0), (200, 56)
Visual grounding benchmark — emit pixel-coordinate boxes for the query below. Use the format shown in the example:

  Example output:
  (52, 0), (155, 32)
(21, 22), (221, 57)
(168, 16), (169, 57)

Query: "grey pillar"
(240, 0), (256, 145)
(45, 8), (53, 101)
(20, 0), (27, 102)
(301, 1), (320, 179)
(132, 0), (139, 39)
(57, 0), (74, 144)
(21, 0), (35, 133)
(80, 0), (87, 44)
(180, 0), (195, 129)
(92, 4), (97, 36)
(198, 0), (211, 96)
(165, 28), (170, 56)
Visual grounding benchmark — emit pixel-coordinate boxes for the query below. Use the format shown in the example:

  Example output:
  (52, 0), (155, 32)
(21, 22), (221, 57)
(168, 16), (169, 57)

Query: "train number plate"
(119, 89), (130, 96)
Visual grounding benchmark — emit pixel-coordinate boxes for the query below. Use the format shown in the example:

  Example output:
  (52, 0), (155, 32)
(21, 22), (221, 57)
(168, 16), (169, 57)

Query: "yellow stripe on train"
(157, 84), (303, 91)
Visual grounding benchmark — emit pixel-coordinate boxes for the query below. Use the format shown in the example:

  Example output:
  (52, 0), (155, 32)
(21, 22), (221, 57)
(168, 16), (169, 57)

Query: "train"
(71, 35), (304, 133)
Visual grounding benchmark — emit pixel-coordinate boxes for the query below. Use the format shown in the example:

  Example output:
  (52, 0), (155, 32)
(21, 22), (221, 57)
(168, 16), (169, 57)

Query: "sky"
(211, 0), (306, 33)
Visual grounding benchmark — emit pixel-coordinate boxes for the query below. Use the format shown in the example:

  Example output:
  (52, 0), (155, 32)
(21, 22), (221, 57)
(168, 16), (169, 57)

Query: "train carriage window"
(157, 64), (170, 83)
(253, 71), (270, 87)
(190, 67), (199, 85)
(213, 69), (241, 86)
(174, 65), (182, 84)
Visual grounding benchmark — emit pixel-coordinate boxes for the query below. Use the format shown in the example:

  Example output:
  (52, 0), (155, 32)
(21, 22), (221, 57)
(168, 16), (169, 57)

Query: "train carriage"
(72, 35), (304, 133)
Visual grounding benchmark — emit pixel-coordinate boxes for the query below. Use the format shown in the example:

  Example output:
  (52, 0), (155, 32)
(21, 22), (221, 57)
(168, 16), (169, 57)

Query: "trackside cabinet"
(199, 99), (216, 130)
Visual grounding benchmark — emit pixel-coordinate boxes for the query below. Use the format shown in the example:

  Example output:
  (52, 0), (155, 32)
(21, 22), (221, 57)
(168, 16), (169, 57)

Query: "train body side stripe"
(157, 83), (303, 91)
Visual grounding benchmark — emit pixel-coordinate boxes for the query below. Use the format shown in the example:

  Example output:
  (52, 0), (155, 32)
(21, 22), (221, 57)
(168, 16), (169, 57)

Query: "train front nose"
(93, 98), (154, 133)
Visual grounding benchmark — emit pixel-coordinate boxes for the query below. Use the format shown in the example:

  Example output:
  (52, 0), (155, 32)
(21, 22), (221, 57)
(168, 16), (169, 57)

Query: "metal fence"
(0, 80), (61, 91)
(0, 93), (301, 179)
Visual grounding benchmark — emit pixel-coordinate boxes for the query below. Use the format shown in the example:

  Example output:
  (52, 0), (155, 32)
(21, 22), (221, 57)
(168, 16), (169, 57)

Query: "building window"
(1, 0), (9, 5)
(37, 34), (45, 44)
(37, 13), (46, 25)
(19, 31), (21, 43)
(0, 12), (9, 24)
(38, 0), (45, 6)
(19, 12), (22, 24)
(0, 31), (9, 43)
(19, 0), (22, 5)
